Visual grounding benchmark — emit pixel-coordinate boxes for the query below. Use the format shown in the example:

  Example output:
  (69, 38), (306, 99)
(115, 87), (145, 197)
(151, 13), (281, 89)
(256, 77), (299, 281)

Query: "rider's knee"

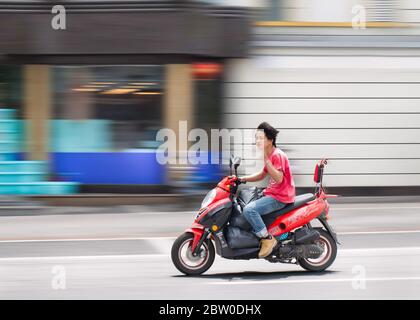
(242, 202), (256, 217)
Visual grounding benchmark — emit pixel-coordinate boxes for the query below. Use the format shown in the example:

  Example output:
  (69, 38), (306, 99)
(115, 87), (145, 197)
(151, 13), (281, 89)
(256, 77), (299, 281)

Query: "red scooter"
(171, 156), (339, 275)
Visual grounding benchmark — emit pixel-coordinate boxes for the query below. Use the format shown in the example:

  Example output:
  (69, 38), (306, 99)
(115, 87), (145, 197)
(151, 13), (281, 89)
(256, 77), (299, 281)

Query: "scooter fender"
(185, 223), (205, 253)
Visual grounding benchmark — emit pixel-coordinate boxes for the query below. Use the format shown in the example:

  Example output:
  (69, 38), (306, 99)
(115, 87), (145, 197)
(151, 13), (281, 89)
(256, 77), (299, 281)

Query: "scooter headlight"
(201, 189), (216, 209)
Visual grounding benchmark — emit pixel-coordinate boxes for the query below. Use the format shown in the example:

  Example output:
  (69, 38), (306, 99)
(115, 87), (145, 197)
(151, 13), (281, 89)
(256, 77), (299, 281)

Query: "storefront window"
(52, 65), (163, 152)
(0, 65), (23, 116)
(0, 65), (23, 156)
(193, 62), (223, 132)
(191, 61), (224, 183)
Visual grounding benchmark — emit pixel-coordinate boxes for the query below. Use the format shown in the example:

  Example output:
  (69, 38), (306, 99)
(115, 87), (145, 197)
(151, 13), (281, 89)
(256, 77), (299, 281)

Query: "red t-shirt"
(263, 148), (296, 204)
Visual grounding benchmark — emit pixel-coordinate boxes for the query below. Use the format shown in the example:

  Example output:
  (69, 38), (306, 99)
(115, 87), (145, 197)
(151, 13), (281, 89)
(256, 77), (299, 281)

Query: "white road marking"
(0, 254), (169, 262)
(146, 238), (174, 255)
(129, 211), (194, 215)
(339, 230), (420, 235)
(117, 206), (420, 213)
(63, 206), (420, 214)
(0, 236), (177, 243)
(0, 246), (419, 262)
(209, 277), (420, 286)
(0, 230), (420, 243)
(333, 206), (420, 210)
(338, 246), (420, 256)
(10, 205), (415, 216)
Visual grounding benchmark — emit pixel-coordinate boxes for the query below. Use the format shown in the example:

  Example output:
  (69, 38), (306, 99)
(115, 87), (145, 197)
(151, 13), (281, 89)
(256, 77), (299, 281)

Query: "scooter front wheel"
(171, 232), (215, 276)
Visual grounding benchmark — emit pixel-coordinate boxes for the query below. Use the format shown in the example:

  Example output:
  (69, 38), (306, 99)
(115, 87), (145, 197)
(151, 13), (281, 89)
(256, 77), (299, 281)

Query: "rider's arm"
(240, 170), (267, 183)
(265, 159), (284, 183)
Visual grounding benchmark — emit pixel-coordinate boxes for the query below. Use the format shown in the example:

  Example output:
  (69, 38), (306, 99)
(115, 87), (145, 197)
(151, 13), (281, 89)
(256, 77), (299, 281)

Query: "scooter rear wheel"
(171, 232), (215, 276)
(298, 229), (337, 272)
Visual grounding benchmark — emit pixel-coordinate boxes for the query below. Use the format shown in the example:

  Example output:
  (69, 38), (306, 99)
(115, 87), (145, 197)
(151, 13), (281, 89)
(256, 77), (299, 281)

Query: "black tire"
(298, 229), (337, 272)
(171, 232), (215, 276)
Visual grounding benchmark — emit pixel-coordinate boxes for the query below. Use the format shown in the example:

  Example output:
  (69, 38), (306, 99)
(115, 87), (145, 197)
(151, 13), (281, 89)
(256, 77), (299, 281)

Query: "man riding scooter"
(239, 122), (296, 258)
(171, 124), (338, 275)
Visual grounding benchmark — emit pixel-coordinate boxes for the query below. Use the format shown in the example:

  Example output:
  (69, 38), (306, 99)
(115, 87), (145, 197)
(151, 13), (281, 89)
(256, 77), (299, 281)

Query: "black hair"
(257, 122), (279, 147)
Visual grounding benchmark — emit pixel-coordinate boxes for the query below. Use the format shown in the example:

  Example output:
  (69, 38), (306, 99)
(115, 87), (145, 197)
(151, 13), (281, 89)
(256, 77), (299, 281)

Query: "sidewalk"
(0, 193), (203, 216)
(0, 194), (420, 216)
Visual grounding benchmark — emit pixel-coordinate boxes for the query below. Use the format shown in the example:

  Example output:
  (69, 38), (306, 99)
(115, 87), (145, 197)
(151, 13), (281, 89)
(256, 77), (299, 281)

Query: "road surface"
(0, 200), (419, 299)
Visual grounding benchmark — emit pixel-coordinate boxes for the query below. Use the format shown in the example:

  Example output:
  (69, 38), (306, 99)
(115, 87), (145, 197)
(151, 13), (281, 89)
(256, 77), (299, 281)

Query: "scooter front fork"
(191, 229), (210, 256)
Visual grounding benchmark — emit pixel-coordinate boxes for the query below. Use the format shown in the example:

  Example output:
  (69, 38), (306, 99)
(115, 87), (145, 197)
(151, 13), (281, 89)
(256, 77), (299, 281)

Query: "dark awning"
(0, 0), (251, 64)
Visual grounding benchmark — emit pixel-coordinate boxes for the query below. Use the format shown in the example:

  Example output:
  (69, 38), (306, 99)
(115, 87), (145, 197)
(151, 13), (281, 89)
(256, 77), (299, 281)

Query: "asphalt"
(0, 199), (419, 299)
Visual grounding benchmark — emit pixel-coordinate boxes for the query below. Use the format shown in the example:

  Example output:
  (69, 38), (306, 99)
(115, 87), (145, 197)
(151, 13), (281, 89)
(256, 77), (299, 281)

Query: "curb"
(0, 195), (419, 217)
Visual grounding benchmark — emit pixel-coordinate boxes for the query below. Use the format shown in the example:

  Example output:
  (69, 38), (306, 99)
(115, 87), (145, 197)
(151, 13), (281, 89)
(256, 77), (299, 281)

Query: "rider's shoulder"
(275, 148), (290, 160)
(274, 147), (285, 156)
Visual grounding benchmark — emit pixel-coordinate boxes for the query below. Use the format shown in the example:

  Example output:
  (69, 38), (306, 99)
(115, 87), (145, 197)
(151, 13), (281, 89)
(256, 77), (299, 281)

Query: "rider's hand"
(228, 175), (240, 183)
(228, 175), (246, 184)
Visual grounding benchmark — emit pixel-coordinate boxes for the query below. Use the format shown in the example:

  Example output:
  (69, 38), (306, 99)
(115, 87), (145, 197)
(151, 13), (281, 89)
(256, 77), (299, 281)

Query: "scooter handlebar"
(228, 176), (246, 185)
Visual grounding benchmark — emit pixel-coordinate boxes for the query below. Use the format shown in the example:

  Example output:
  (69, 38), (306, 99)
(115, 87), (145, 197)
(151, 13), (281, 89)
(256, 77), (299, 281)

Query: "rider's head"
(256, 122), (279, 150)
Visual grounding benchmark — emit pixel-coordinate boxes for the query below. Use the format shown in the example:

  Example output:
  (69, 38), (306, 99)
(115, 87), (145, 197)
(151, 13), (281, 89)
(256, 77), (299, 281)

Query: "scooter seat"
(262, 193), (316, 225)
(230, 193), (316, 231)
(276, 193), (316, 215)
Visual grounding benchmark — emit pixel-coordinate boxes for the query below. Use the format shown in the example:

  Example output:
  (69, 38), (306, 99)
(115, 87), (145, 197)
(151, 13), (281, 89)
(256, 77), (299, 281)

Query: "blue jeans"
(242, 196), (286, 238)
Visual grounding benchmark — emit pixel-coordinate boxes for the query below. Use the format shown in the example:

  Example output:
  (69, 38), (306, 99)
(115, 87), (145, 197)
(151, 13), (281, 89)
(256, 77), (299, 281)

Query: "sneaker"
(258, 235), (277, 258)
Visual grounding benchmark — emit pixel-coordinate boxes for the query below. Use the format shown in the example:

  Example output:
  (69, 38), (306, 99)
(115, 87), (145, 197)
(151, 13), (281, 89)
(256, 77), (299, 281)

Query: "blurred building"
(1, 0), (419, 196)
(0, 0), (249, 194)
(223, 0), (420, 195)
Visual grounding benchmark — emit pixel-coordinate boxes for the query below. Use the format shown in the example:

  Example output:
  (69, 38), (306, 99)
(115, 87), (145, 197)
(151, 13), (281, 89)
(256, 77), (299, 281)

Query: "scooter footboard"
(225, 226), (260, 249)
(212, 228), (259, 260)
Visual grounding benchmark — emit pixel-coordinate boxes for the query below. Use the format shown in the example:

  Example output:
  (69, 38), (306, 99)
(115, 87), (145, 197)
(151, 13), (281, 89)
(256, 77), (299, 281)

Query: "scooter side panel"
(268, 198), (327, 237)
(199, 201), (233, 230)
(195, 198), (230, 224)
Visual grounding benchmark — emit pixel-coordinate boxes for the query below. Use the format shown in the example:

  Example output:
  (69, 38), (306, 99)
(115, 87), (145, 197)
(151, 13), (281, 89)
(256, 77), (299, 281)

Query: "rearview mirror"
(232, 156), (241, 167)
